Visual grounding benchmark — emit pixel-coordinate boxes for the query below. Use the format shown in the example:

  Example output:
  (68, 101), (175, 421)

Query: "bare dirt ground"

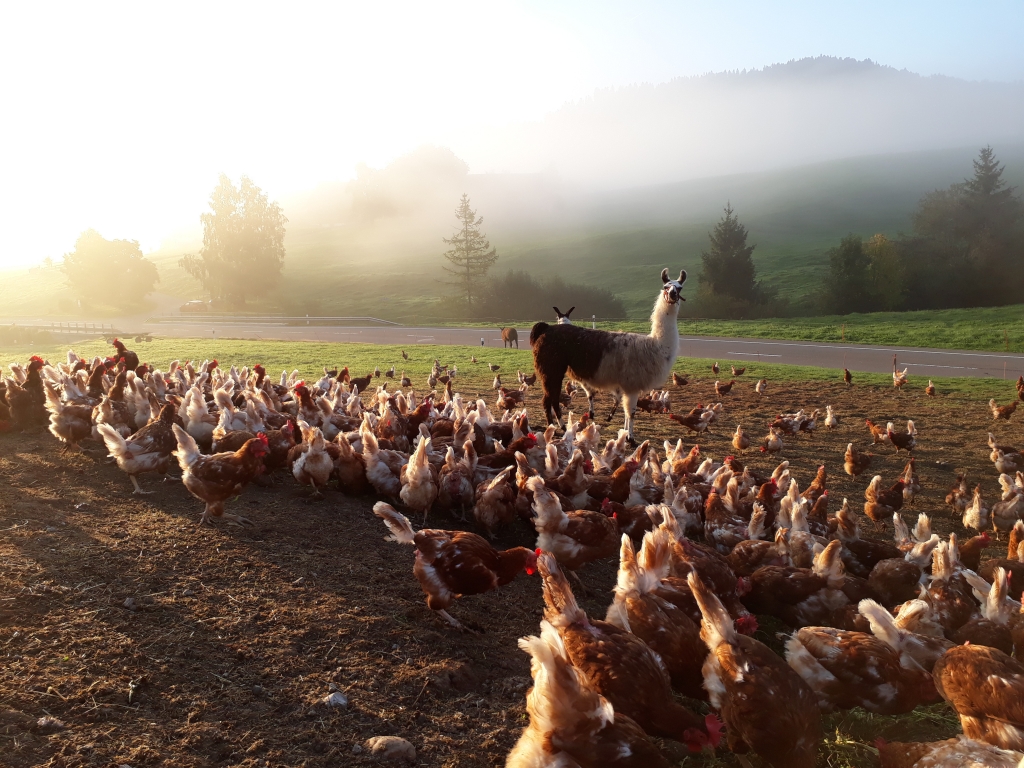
(0, 371), (1017, 768)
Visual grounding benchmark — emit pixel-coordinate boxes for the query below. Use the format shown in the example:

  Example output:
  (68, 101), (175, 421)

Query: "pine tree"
(698, 204), (759, 302)
(442, 194), (498, 308)
(962, 146), (1021, 239)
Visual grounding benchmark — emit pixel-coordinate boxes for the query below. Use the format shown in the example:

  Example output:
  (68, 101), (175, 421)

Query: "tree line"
(59, 174), (286, 312)
(690, 146), (1023, 319)
(821, 147), (1024, 314)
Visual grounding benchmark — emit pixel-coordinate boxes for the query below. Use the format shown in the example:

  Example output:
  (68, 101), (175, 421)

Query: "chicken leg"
(437, 609), (463, 629)
(200, 502), (253, 527)
(130, 475), (153, 496)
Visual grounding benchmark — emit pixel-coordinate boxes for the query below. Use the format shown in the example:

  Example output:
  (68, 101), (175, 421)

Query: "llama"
(553, 306), (575, 324)
(499, 327), (519, 348)
(531, 268), (686, 441)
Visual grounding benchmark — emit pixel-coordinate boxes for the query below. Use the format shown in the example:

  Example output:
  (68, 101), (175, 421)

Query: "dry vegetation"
(1, 344), (1020, 767)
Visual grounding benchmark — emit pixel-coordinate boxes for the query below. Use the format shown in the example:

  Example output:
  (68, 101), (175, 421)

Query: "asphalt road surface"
(143, 320), (1024, 380)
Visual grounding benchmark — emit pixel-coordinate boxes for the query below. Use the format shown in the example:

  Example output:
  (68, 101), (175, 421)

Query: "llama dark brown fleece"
(531, 268), (686, 441)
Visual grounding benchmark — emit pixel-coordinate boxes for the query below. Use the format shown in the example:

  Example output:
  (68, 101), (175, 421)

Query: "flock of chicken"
(5, 340), (1024, 767)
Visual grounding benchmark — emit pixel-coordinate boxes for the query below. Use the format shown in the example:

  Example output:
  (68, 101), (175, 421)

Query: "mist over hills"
(469, 56), (1024, 187)
(276, 57), (1024, 254)
(7, 57), (1023, 319)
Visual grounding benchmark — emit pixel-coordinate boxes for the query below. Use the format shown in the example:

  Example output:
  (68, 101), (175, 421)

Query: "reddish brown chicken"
(507, 620), (671, 768)
(97, 403), (178, 494)
(584, 459), (640, 504)
(959, 532), (992, 573)
(743, 541), (849, 628)
(844, 443), (874, 478)
(922, 541), (977, 637)
(605, 530), (708, 700)
(786, 626), (938, 714)
(172, 425), (270, 526)
(801, 464), (827, 504)
(864, 475), (906, 528)
(602, 498), (654, 541)
(933, 644), (1024, 751)
(538, 552), (720, 752)
(667, 409), (712, 435)
(690, 571), (821, 768)
(374, 502), (537, 629)
(888, 421), (917, 454)
(714, 379), (735, 396)
(660, 517), (759, 633)
(530, 477), (618, 573)
(865, 418), (889, 444)
(835, 500), (903, 578)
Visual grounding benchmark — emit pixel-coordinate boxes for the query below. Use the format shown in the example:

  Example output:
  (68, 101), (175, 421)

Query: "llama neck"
(649, 294), (680, 354)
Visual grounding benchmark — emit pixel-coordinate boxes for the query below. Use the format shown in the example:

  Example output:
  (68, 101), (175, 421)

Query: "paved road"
(141, 320), (1024, 380)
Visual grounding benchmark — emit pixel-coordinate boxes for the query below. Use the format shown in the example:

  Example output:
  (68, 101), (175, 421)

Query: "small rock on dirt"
(122, 597), (137, 611)
(323, 691), (348, 708)
(364, 736), (415, 762)
(35, 716), (66, 733)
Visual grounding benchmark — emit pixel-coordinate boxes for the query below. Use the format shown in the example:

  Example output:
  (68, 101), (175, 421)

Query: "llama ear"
(661, 268), (669, 283)
(566, 307), (575, 316)
(678, 270), (687, 285)
(553, 307), (562, 317)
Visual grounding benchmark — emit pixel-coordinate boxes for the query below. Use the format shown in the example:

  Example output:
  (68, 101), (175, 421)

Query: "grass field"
(2, 336), (1022, 401)
(3, 335), (1017, 766)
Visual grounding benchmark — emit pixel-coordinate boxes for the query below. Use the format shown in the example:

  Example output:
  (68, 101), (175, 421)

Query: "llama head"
(553, 306), (575, 324)
(660, 269), (687, 304)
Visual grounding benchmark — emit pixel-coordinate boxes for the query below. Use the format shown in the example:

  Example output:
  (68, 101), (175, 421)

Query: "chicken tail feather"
(687, 571), (735, 650)
(538, 551), (586, 628)
(96, 422), (128, 460)
(857, 599), (901, 652)
(637, 526), (673, 583)
(172, 423), (201, 470)
(373, 502), (416, 545)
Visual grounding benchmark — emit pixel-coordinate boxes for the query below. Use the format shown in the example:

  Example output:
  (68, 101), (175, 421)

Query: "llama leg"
(579, 385), (596, 419)
(539, 360), (567, 428)
(622, 392), (640, 442)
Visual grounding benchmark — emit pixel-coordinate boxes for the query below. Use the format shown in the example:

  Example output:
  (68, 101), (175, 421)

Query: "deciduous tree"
(180, 175), (287, 308)
(822, 235), (873, 314)
(62, 229), (159, 306)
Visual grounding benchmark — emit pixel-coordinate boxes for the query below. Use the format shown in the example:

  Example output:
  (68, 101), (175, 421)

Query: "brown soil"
(0, 373), (1014, 767)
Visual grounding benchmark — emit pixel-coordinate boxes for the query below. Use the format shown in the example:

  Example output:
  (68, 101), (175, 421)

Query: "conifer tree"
(442, 194), (498, 308)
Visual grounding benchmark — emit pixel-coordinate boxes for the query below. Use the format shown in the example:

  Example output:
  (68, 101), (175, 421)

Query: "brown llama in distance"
(500, 327), (519, 348)
(530, 268), (686, 442)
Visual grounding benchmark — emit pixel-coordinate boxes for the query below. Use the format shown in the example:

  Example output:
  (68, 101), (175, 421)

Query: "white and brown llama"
(531, 268), (686, 442)
(553, 306), (574, 324)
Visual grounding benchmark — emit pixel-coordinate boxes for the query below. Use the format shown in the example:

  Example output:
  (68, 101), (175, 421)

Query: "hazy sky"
(1, 0), (1021, 268)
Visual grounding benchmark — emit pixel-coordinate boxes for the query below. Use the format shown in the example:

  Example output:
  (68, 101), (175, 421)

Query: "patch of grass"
(599, 304), (1024, 354)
